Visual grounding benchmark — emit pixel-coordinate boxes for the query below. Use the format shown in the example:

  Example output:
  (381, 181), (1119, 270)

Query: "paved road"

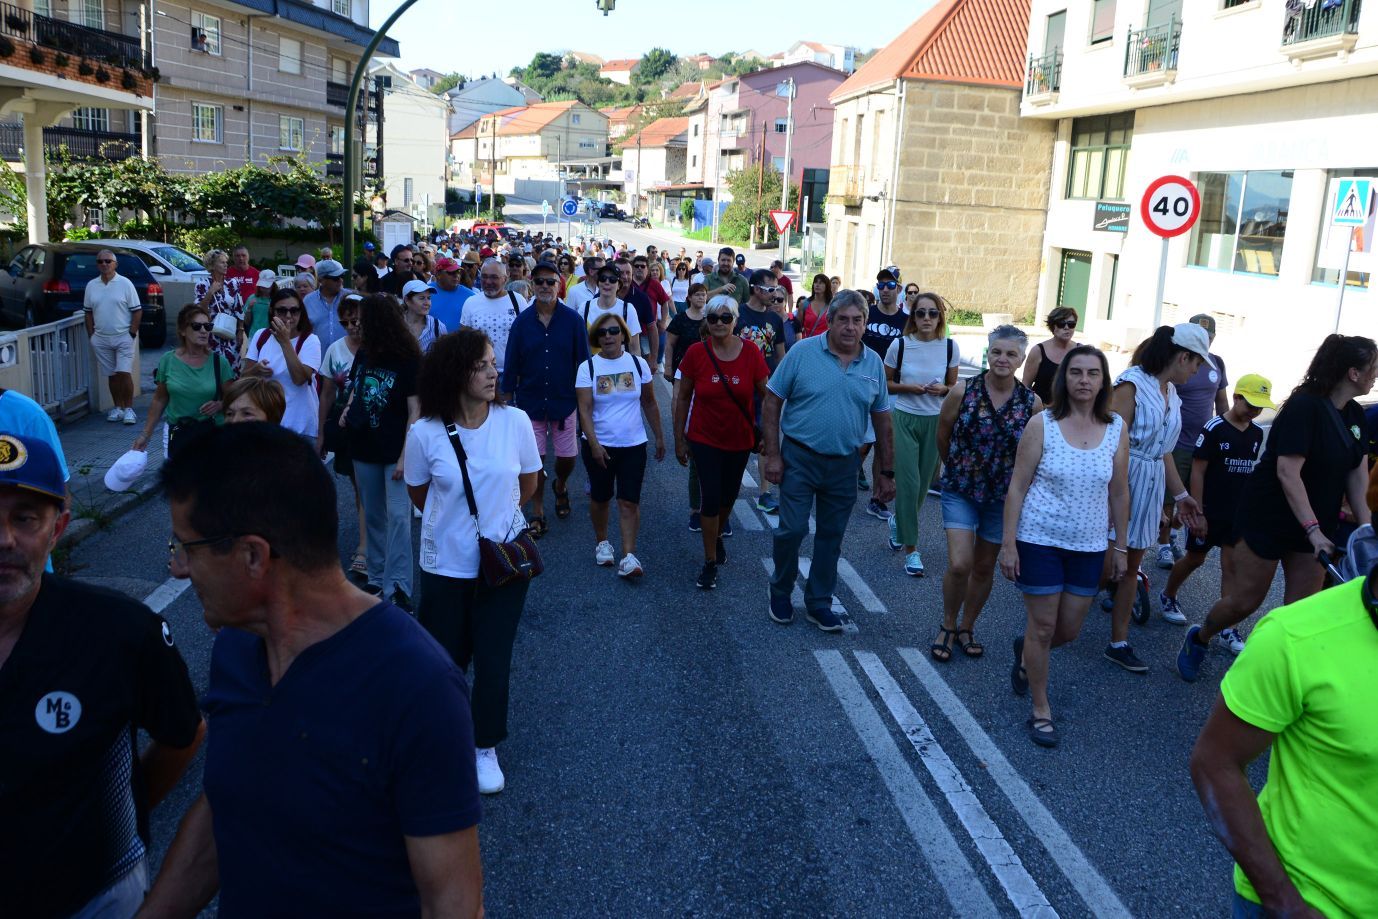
(64, 378), (1286, 917)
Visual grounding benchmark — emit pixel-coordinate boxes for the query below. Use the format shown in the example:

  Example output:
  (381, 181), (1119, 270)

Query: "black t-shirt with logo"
(862, 305), (906, 359)
(0, 575), (200, 917)
(1193, 414), (1264, 523)
(345, 351), (420, 465)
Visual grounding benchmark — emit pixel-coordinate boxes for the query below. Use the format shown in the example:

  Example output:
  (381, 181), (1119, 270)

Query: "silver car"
(84, 239), (210, 329)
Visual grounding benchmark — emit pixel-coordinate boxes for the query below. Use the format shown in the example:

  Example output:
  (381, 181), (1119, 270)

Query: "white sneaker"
(1155, 544), (1175, 569)
(122, 407), (137, 425)
(594, 540), (615, 566)
(1219, 627), (1246, 655)
(106, 407), (123, 422)
(617, 553), (643, 578)
(475, 747), (505, 794)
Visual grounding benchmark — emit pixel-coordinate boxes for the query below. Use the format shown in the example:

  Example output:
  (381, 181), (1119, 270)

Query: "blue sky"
(372, 0), (938, 76)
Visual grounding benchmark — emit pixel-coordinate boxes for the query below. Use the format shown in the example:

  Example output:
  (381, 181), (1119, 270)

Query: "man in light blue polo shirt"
(762, 289), (895, 631)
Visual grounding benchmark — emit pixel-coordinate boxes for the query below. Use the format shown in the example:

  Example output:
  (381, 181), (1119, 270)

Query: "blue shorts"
(941, 491), (1004, 544)
(1015, 540), (1105, 597)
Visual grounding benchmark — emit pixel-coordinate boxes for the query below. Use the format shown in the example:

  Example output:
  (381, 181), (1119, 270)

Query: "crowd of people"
(2, 221), (1374, 918)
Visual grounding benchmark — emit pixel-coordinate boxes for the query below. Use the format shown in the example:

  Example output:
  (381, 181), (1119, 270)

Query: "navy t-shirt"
(202, 602), (481, 917)
(1193, 414), (1263, 523)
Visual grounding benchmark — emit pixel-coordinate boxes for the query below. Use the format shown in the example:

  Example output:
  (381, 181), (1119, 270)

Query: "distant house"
(449, 123), (480, 188)
(409, 68), (447, 91)
(667, 81), (707, 103)
(601, 104), (643, 142)
(475, 101), (610, 194)
(621, 116), (690, 218)
(780, 41), (857, 73)
(687, 54), (717, 72)
(826, 0), (1054, 310)
(442, 77), (528, 136)
(599, 58), (640, 86)
(502, 77), (545, 104)
(368, 63), (450, 229)
(565, 50), (606, 68)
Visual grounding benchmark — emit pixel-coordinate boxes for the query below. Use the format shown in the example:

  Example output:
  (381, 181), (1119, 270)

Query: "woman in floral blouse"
(195, 248), (246, 368)
(931, 324), (1041, 661)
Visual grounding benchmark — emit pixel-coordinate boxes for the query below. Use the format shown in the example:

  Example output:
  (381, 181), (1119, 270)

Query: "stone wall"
(891, 81), (1054, 316)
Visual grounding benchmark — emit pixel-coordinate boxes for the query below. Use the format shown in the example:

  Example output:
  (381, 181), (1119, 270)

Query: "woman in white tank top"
(998, 346), (1129, 749)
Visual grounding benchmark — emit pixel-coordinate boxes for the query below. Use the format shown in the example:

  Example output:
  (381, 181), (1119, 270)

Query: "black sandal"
(527, 516), (548, 539)
(955, 629), (984, 658)
(1027, 716), (1058, 748)
(552, 481), (571, 520)
(930, 627), (956, 663)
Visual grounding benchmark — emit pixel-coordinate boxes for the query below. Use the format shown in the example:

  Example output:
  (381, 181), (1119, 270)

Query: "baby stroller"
(1320, 524), (1378, 589)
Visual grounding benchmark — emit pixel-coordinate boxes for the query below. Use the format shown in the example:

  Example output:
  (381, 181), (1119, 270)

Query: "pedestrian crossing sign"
(1333, 178), (1372, 227)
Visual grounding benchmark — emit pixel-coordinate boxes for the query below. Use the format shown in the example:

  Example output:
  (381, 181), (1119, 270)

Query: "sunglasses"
(96, 258), (115, 264)
(596, 326), (622, 337)
(914, 308), (942, 319)
(754, 285), (780, 294)
(771, 297), (786, 305)
(532, 276), (559, 286)
(1056, 320), (1077, 330)
(905, 288), (920, 296)
(273, 307), (301, 315)
(187, 321), (212, 332)
(597, 276), (619, 284)
(341, 318), (361, 328)
(878, 281), (898, 290)
(704, 313), (734, 324)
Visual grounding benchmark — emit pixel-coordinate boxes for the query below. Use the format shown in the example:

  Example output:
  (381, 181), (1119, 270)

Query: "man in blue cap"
(0, 432), (203, 917)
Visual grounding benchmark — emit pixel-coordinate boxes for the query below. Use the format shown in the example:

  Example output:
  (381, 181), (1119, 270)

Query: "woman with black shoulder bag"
(132, 304), (229, 459)
(405, 327), (542, 796)
(672, 294), (770, 590)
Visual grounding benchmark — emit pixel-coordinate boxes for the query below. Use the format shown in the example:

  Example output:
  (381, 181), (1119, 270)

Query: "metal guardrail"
(1283, 0), (1362, 45)
(1025, 50), (1062, 95)
(0, 123), (140, 160)
(27, 316), (90, 418)
(0, 0), (147, 70)
(1124, 17), (1182, 77)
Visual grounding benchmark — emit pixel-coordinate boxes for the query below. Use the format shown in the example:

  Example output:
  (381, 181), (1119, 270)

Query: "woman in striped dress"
(1104, 324), (1212, 673)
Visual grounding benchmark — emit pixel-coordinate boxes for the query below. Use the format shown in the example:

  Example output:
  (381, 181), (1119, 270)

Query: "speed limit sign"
(1140, 175), (1201, 238)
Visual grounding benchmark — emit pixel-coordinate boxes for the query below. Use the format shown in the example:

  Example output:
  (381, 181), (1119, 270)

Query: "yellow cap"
(1235, 373), (1276, 410)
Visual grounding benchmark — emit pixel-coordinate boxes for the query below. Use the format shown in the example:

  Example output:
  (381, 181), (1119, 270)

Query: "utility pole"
(489, 113), (496, 218)
(778, 77), (795, 267)
(752, 122), (765, 246)
(710, 115), (723, 244)
(634, 133), (641, 214)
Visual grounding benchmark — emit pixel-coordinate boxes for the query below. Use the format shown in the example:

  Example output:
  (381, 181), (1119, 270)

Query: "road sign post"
(560, 197), (579, 243)
(770, 210), (796, 237)
(1331, 178), (1373, 331)
(1139, 175), (1202, 328)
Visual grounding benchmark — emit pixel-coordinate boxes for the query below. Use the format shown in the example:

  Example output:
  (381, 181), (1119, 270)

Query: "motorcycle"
(630, 215), (651, 229)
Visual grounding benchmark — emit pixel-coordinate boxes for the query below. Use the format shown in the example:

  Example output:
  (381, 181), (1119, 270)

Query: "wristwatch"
(879, 469), (896, 479)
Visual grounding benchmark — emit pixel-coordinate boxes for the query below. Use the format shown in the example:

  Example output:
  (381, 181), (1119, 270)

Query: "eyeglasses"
(877, 281), (898, 290)
(596, 326), (622, 337)
(597, 276), (619, 284)
(187, 321), (213, 332)
(273, 307), (301, 315)
(1056, 321), (1077, 330)
(168, 532), (235, 562)
(96, 258), (115, 264)
(532, 276), (559, 286)
(754, 285), (779, 294)
(914, 308), (942, 319)
(704, 313), (734, 324)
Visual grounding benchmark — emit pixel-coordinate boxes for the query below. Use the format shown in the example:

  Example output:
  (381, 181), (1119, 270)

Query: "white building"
(369, 63), (449, 229)
(1021, 0), (1377, 391)
(779, 41), (857, 73)
(442, 77), (527, 136)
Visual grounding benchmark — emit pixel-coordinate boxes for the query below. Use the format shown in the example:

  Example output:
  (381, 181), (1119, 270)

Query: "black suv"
(0, 244), (167, 347)
(596, 202), (626, 220)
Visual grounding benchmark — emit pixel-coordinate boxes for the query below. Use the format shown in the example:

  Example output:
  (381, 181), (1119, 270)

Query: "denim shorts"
(1015, 540), (1105, 597)
(941, 491), (1004, 543)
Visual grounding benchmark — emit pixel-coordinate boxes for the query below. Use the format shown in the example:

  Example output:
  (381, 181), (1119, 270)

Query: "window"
(328, 124), (345, 155)
(71, 108), (109, 132)
(32, 0), (50, 17)
(692, 123), (699, 137)
(1222, 0), (1252, 6)
(1066, 113), (1133, 200)
(774, 118), (789, 134)
(772, 156), (786, 173)
(1090, 0), (1116, 43)
(332, 0), (350, 14)
(1312, 168), (1378, 290)
(279, 37), (303, 75)
(330, 57), (348, 82)
(403, 178), (414, 207)
(71, 0), (103, 29)
(1045, 9), (1067, 54)
(571, 113), (581, 125)
(191, 12), (220, 55)
(192, 103), (222, 143)
(1188, 170), (1293, 277)
(279, 115), (304, 151)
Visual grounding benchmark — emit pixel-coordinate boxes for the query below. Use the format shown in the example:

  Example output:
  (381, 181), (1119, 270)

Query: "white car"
(84, 239), (210, 325)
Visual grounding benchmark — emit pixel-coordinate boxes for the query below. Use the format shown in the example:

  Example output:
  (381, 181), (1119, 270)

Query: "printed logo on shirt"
(161, 620), (174, 647)
(1208, 370), (1218, 384)
(739, 325), (774, 356)
(34, 691), (81, 734)
(710, 374), (742, 386)
(596, 372), (636, 395)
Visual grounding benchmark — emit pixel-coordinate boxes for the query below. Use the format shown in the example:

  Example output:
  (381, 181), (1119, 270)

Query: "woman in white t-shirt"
(575, 311), (666, 579)
(241, 287), (322, 440)
(405, 327), (542, 796)
(882, 292), (960, 578)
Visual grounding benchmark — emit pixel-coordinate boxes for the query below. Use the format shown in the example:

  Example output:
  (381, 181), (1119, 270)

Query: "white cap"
(402, 279), (431, 299)
(1171, 322), (1218, 370)
(255, 269), (277, 289)
(104, 449), (148, 492)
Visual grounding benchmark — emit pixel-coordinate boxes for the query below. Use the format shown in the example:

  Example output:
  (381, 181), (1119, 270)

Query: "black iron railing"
(326, 80), (349, 107)
(1283, 0), (1362, 45)
(1125, 17), (1182, 77)
(0, 122), (139, 160)
(0, 1), (146, 71)
(326, 152), (344, 177)
(1025, 50), (1062, 95)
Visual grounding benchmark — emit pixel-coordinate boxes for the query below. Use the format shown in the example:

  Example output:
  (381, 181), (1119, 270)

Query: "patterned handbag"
(445, 422), (544, 587)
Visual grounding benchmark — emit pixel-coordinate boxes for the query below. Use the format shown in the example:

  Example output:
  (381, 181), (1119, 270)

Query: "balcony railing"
(0, 1), (147, 71)
(1025, 50), (1062, 97)
(1124, 17), (1181, 78)
(0, 122), (139, 161)
(1283, 0), (1361, 46)
(326, 80), (349, 108)
(326, 152), (343, 177)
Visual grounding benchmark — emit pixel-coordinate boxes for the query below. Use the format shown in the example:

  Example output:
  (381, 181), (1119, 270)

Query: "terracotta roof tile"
(600, 58), (640, 71)
(621, 116), (689, 149)
(831, 0), (1030, 100)
(482, 101), (589, 137)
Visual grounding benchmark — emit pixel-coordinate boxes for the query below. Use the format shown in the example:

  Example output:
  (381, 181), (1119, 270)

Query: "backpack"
(582, 299), (631, 327)
(508, 291), (521, 316)
(254, 329), (319, 393)
(895, 336), (954, 378)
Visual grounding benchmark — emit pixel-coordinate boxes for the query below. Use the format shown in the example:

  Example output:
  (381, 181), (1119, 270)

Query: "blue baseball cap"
(0, 432), (65, 504)
(363, 241), (375, 251)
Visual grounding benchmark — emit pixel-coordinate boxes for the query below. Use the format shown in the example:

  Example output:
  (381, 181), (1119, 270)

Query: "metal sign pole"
(1153, 235), (1169, 329)
(1334, 226), (1356, 332)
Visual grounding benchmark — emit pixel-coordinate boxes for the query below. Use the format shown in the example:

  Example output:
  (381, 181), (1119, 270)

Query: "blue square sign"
(1333, 179), (1372, 227)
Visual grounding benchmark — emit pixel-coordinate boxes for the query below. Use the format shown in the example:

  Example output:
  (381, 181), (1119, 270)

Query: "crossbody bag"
(704, 345), (763, 454)
(444, 421), (544, 587)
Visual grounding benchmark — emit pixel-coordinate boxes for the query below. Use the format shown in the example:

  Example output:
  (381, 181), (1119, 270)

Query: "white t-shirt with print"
(244, 331), (322, 436)
(460, 292), (528, 373)
(579, 299), (642, 338)
(574, 351), (652, 447)
(321, 336), (357, 389)
(883, 335), (960, 416)
(404, 409), (542, 579)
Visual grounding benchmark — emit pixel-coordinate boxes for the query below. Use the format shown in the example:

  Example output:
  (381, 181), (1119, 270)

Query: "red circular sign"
(1140, 175), (1202, 238)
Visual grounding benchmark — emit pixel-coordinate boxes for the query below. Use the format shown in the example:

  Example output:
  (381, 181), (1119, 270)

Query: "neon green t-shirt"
(1220, 577), (1378, 916)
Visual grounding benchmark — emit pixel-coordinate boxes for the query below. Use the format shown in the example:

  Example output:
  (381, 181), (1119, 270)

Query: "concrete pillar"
(22, 115), (47, 244)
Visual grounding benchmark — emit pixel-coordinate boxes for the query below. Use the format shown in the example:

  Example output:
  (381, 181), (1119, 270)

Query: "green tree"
(427, 72), (467, 95)
(633, 47), (676, 85)
(721, 164), (784, 244)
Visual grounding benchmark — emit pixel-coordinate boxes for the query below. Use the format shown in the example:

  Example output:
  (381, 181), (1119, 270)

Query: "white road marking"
(815, 650), (1001, 919)
(732, 499), (764, 531)
(741, 470), (757, 489)
(143, 577), (191, 614)
(855, 652), (1057, 918)
(797, 558), (857, 633)
(836, 558), (887, 613)
(897, 648), (1133, 919)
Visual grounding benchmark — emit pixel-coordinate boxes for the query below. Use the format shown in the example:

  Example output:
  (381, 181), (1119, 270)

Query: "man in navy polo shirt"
(141, 423), (484, 917)
(0, 433), (203, 918)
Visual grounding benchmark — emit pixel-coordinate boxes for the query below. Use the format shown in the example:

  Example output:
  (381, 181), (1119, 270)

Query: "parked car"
(596, 202), (626, 220)
(0, 244), (166, 347)
(83, 239), (209, 321)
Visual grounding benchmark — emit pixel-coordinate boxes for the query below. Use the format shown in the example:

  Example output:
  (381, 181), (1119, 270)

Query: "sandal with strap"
(1027, 716), (1058, 748)
(347, 553), (368, 585)
(930, 627), (956, 663)
(527, 516), (548, 539)
(954, 629), (984, 658)
(552, 481), (572, 520)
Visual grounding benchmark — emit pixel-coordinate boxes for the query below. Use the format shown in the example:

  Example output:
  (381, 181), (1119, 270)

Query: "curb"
(59, 472), (163, 551)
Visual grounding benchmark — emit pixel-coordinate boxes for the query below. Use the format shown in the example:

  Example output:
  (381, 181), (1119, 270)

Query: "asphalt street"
(64, 373), (1286, 918)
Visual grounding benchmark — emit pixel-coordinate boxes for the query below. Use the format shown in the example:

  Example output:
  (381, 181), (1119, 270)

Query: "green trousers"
(893, 410), (940, 547)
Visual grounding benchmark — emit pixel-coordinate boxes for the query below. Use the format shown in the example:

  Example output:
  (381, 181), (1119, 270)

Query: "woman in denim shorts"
(931, 325), (1040, 662)
(999, 346), (1129, 748)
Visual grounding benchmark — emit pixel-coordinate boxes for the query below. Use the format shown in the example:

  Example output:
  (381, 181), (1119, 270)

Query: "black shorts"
(1185, 517), (1238, 553)
(688, 440), (751, 515)
(582, 442), (647, 504)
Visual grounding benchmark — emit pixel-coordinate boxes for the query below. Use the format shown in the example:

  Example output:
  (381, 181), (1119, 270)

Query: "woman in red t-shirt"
(673, 294), (770, 590)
